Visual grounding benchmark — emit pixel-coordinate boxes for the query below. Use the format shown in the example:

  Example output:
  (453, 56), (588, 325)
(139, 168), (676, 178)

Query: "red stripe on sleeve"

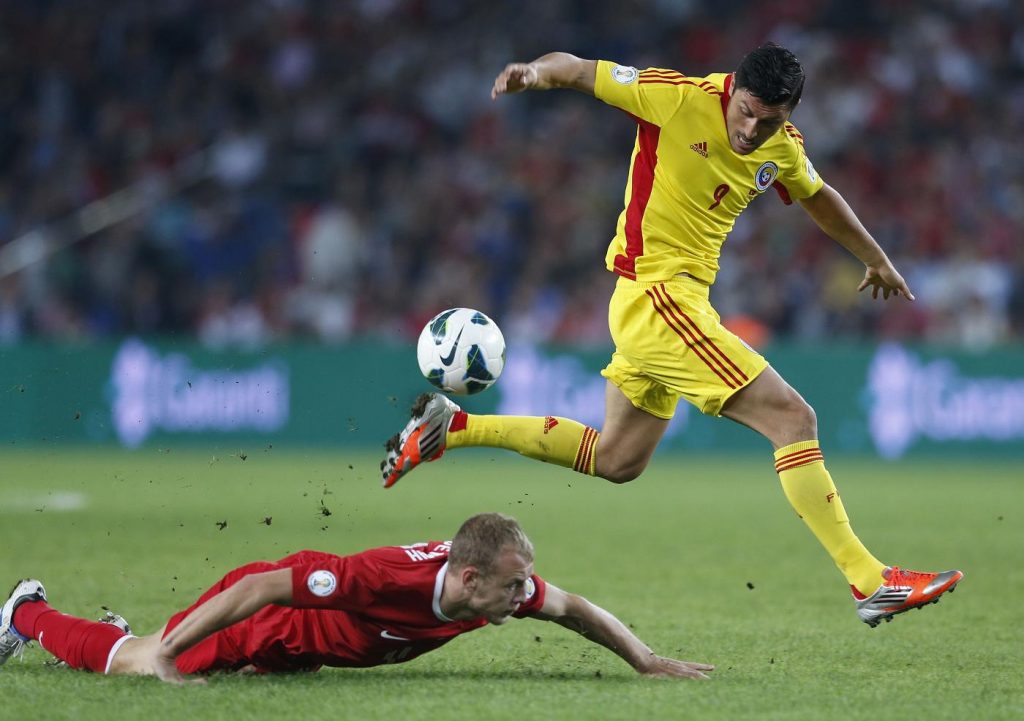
(637, 78), (721, 95)
(640, 68), (686, 79)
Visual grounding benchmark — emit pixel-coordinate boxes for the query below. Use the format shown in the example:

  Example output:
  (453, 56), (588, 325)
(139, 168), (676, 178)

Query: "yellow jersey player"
(380, 44), (962, 627)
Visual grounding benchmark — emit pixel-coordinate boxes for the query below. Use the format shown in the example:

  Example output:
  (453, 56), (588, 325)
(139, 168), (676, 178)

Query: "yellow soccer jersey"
(594, 60), (824, 284)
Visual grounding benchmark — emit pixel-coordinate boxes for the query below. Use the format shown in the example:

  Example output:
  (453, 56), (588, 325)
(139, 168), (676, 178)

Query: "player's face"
(468, 549), (534, 625)
(725, 87), (792, 155)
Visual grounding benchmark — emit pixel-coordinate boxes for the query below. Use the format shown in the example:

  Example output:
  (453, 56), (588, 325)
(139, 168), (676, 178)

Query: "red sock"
(12, 601), (127, 673)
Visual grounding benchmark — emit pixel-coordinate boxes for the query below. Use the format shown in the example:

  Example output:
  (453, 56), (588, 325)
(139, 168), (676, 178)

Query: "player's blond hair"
(449, 513), (534, 576)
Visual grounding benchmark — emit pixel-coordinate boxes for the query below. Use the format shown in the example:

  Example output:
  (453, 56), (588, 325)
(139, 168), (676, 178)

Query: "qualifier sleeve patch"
(306, 569), (337, 597)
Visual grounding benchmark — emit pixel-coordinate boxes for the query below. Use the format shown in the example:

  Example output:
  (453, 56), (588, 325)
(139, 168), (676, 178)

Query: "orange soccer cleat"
(854, 566), (963, 627)
(380, 393), (461, 489)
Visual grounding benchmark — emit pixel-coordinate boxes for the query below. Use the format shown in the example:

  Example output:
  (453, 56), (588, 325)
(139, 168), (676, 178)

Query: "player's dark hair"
(449, 513), (534, 575)
(735, 42), (805, 108)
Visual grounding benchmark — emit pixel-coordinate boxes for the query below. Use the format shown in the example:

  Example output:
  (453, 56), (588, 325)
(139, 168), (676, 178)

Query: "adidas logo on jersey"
(690, 141), (708, 158)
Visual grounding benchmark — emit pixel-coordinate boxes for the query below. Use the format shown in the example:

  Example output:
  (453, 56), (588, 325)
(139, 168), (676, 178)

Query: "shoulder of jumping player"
(780, 121), (807, 149)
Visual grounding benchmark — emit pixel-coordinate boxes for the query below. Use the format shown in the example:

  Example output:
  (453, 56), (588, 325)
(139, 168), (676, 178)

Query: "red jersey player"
(0, 513), (713, 683)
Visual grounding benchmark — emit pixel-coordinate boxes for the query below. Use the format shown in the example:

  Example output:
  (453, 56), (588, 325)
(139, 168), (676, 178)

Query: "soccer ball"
(416, 308), (506, 395)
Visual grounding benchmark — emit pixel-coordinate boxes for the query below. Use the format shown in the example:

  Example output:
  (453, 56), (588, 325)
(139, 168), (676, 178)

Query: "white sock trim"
(104, 634), (136, 675)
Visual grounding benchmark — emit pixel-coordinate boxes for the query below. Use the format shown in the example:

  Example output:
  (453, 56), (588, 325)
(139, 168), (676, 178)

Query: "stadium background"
(3, 0), (1024, 349)
(1, 2), (1022, 720)
(1, 0), (1022, 457)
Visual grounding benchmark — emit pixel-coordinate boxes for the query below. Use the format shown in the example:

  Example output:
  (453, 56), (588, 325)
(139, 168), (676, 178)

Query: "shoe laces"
(0, 631), (28, 663)
(886, 567), (930, 586)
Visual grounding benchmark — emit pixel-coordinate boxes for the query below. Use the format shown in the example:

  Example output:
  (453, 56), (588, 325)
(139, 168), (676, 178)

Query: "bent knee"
(781, 395), (817, 439)
(796, 399), (816, 429)
(597, 459), (647, 484)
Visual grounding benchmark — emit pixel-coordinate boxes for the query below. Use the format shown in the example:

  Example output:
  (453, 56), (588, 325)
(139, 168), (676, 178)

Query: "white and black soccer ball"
(416, 308), (506, 395)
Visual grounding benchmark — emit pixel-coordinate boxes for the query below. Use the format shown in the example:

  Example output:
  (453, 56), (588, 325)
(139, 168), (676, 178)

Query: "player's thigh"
(610, 277), (767, 417)
(108, 633), (161, 675)
(110, 632), (225, 677)
(600, 380), (669, 462)
(721, 365), (816, 448)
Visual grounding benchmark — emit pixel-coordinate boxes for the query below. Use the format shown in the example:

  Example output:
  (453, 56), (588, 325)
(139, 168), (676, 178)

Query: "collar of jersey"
(432, 561), (453, 621)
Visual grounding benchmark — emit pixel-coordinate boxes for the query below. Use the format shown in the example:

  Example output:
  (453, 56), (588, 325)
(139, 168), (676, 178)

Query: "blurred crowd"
(1, 0), (1023, 350)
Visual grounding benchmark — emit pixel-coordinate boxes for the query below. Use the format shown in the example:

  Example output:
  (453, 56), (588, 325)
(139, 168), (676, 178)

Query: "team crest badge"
(611, 65), (638, 84)
(524, 577), (536, 601)
(754, 161), (779, 192)
(307, 570), (337, 597)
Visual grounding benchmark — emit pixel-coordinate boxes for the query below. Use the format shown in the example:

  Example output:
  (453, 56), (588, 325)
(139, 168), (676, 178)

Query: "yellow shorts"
(601, 276), (768, 418)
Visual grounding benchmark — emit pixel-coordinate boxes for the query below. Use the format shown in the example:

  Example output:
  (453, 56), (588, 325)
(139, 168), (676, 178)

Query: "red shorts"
(164, 561), (281, 674)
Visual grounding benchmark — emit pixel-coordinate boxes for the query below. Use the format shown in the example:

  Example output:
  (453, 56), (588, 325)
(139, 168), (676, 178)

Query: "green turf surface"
(1, 447), (1021, 720)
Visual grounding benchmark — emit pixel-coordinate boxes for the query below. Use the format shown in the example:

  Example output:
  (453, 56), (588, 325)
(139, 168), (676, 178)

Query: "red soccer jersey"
(168, 542), (547, 673)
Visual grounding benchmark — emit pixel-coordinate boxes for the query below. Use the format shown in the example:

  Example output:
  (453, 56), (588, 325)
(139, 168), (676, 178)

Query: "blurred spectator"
(0, 274), (25, 344)
(0, 0), (1022, 349)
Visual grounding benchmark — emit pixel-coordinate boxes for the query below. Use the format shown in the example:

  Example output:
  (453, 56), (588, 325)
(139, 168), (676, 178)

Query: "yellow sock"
(774, 441), (885, 595)
(447, 413), (598, 475)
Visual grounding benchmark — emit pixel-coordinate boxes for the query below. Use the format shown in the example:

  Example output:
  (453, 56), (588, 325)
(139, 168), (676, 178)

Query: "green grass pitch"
(1, 447), (1021, 720)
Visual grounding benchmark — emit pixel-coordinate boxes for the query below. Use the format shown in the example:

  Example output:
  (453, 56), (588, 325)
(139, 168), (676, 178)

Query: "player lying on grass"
(0, 513), (712, 684)
(380, 43), (962, 627)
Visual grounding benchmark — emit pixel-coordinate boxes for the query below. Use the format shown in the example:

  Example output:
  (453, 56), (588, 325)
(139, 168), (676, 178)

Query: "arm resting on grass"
(534, 583), (713, 680)
(150, 569), (293, 683)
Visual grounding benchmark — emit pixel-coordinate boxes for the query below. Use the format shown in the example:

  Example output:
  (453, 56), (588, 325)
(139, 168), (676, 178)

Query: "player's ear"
(460, 565), (480, 589)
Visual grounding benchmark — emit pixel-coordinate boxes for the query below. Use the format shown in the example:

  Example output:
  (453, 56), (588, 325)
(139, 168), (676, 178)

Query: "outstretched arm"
(534, 583), (713, 680)
(491, 52), (597, 98)
(798, 183), (915, 301)
(149, 569), (293, 683)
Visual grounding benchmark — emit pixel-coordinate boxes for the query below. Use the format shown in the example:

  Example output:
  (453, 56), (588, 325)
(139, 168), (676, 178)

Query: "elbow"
(564, 592), (587, 613)
(561, 593), (592, 629)
(552, 54), (595, 93)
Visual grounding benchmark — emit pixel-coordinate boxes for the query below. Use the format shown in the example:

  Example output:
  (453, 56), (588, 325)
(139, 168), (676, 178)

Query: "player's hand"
(637, 655), (715, 680)
(491, 63), (541, 99)
(858, 261), (915, 301)
(152, 651), (206, 685)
